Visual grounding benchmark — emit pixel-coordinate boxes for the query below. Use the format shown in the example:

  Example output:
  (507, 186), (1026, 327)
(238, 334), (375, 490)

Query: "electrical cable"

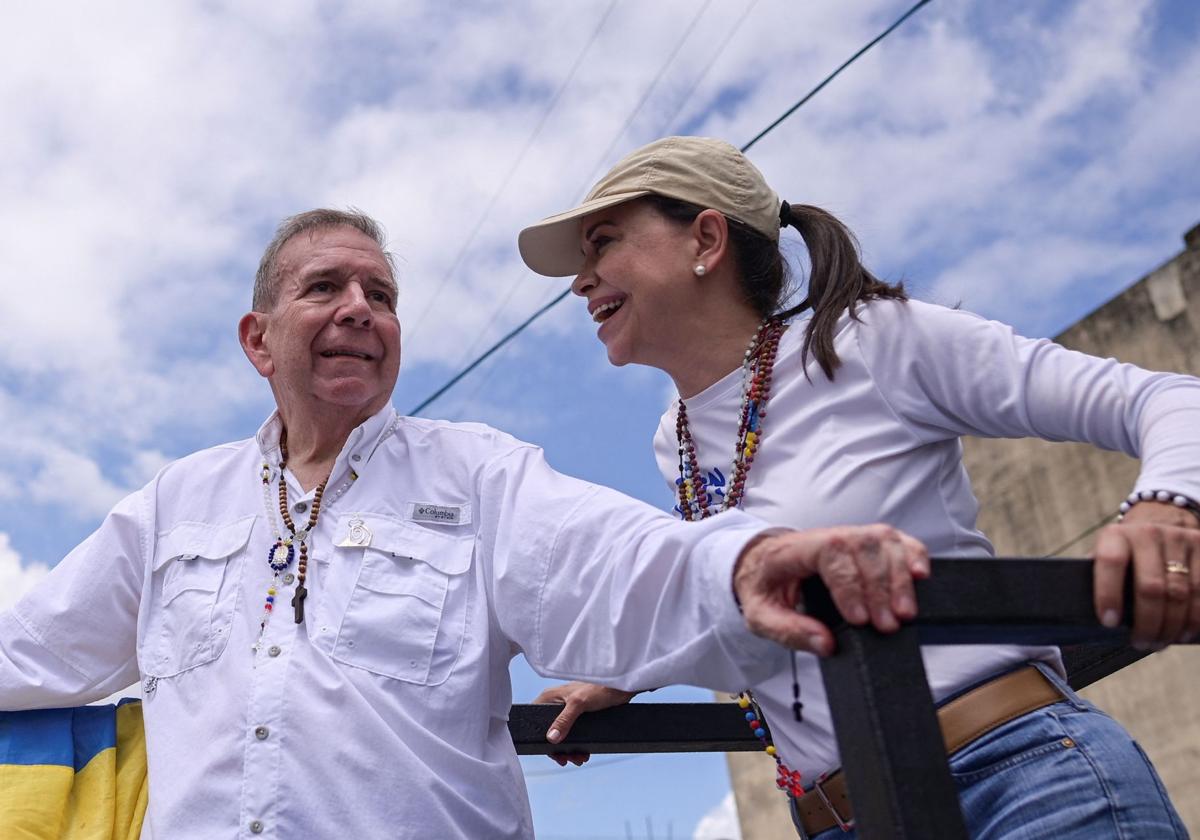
(741, 0), (933, 153)
(408, 0), (934, 416)
(442, 0), (758, 413)
(403, 0), (619, 347)
(446, 0), (715, 375)
(1040, 513), (1117, 559)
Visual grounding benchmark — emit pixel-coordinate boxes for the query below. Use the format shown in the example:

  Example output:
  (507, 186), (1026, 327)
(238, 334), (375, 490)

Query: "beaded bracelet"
(1117, 489), (1200, 524)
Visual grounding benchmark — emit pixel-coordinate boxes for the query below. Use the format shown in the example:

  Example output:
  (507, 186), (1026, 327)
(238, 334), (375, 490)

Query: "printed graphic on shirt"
(409, 502), (469, 526)
(673, 467), (726, 519)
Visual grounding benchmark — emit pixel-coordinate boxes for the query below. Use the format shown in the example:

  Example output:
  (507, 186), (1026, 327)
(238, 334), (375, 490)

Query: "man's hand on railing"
(532, 682), (636, 764)
(733, 525), (930, 656)
(1096, 501), (1200, 647)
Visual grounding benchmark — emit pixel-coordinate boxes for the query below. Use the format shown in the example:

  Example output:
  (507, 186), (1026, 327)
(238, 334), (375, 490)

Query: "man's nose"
(336, 285), (373, 326)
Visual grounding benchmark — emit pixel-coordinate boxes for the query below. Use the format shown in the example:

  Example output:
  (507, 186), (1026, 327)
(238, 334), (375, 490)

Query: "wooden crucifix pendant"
(292, 584), (308, 624)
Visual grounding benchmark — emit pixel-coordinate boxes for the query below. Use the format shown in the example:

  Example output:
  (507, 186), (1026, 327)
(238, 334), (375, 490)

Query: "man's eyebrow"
(299, 267), (339, 281)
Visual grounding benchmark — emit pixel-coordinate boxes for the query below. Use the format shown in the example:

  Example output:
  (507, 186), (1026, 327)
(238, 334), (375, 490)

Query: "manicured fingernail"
(1131, 640), (1152, 652)
(897, 595), (915, 615)
(548, 728), (561, 743)
(1101, 610), (1120, 628)
(809, 635), (828, 655)
(848, 605), (868, 624)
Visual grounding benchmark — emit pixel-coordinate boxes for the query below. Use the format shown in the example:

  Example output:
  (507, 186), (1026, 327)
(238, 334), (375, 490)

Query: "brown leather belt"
(791, 665), (1063, 837)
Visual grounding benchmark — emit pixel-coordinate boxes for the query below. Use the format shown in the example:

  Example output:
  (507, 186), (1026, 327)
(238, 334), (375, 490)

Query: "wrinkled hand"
(733, 525), (930, 656)
(532, 682), (636, 766)
(1095, 501), (1200, 647)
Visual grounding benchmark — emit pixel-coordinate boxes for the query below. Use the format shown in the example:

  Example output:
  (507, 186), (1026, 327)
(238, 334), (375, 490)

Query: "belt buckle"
(813, 771), (855, 833)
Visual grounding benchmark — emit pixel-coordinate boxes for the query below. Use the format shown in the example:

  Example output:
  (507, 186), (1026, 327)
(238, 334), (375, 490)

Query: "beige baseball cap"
(518, 136), (781, 277)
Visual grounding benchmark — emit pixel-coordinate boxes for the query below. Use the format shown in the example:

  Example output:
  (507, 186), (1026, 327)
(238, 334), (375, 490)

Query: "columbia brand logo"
(412, 504), (460, 524)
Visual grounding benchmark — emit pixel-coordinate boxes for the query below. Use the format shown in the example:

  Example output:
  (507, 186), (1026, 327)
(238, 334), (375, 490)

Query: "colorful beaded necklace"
(253, 433), (329, 652)
(674, 316), (807, 798)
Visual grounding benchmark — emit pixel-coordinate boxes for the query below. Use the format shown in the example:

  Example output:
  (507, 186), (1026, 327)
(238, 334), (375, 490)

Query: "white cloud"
(27, 445), (129, 521)
(0, 533), (50, 613)
(693, 791), (742, 840)
(1, 1), (1197, 558)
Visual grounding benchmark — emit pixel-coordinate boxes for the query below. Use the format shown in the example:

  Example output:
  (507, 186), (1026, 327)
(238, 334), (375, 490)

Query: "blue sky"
(2, 1), (1199, 837)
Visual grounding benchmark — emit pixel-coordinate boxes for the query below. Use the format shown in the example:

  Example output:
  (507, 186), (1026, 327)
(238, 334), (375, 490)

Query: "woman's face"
(571, 200), (695, 369)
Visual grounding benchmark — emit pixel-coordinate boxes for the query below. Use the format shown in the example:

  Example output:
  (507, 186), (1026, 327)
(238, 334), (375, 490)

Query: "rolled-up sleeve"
(480, 443), (787, 693)
(0, 490), (146, 709)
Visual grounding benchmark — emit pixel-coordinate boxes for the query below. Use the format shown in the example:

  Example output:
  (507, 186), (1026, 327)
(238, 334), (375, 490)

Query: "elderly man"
(0, 209), (926, 839)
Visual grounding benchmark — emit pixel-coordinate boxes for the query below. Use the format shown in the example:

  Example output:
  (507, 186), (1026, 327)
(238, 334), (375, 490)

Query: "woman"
(516, 136), (1199, 838)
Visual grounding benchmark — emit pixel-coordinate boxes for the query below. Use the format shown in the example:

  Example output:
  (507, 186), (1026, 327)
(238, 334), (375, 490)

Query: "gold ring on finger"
(1165, 561), (1190, 575)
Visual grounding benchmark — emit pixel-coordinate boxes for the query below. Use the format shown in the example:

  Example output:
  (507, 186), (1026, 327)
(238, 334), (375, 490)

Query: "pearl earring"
(693, 265), (707, 276)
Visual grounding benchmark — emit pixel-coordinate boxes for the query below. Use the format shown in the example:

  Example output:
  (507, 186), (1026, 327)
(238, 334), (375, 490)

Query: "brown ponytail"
(777, 204), (906, 380)
(643, 195), (905, 380)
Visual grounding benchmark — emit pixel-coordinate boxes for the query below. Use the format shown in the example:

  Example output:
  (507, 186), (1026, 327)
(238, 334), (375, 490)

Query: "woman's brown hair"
(645, 195), (906, 380)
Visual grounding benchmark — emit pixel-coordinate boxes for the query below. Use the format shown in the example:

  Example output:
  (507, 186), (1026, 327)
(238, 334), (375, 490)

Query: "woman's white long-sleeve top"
(654, 298), (1200, 780)
(0, 406), (784, 839)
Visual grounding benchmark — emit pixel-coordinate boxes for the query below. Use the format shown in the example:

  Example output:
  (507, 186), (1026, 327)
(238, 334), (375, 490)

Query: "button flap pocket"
(155, 516), (257, 570)
(156, 516), (255, 606)
(335, 514), (473, 576)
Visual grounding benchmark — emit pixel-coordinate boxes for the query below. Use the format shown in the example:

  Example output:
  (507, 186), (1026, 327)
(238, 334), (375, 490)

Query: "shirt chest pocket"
(332, 516), (474, 686)
(142, 517), (253, 678)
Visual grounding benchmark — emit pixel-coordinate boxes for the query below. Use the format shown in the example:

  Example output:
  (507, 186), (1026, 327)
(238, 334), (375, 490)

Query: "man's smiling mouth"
(320, 350), (374, 360)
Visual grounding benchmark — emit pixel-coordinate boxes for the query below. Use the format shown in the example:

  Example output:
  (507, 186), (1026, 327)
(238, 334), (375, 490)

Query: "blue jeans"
(808, 664), (1187, 839)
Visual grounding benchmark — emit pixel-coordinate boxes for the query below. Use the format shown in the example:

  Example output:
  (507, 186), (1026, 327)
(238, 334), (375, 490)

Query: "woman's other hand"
(532, 682), (637, 766)
(732, 524), (930, 656)
(1094, 501), (1200, 646)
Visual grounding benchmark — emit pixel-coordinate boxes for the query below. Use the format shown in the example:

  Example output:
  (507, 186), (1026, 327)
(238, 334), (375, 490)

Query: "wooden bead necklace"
(253, 432), (330, 652)
(673, 316), (805, 797)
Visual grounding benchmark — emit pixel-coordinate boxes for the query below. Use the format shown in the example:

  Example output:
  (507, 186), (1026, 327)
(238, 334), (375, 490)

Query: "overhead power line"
(402, 0), (619, 347)
(408, 0), (933, 416)
(446, 0), (762, 414)
(448, 0), (717, 376)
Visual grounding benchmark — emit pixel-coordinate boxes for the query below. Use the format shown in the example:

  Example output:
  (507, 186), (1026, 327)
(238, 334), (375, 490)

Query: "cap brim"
(518, 190), (651, 277)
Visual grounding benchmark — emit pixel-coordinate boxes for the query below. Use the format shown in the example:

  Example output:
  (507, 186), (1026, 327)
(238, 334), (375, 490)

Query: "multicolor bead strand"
(253, 462), (293, 652)
(738, 691), (803, 796)
(676, 317), (796, 801)
(675, 317), (784, 520)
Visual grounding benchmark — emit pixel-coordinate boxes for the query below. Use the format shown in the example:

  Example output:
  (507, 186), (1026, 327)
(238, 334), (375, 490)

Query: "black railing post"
(817, 623), (968, 839)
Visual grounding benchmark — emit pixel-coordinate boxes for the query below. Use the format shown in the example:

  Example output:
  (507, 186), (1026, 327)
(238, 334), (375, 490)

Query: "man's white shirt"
(0, 406), (784, 839)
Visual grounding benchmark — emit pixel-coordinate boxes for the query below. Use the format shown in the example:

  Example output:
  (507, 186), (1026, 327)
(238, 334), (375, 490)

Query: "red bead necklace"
(673, 317), (805, 797)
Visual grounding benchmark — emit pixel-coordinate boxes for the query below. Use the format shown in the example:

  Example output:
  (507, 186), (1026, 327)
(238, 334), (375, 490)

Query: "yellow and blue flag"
(0, 699), (147, 839)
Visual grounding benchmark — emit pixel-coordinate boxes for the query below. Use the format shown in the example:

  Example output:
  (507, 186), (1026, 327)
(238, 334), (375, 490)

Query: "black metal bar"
(1061, 642), (1150, 690)
(509, 702), (759, 755)
(818, 625), (968, 839)
(512, 558), (1184, 839)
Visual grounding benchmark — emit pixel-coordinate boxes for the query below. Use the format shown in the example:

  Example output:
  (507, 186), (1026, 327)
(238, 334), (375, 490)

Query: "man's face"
(248, 225), (401, 419)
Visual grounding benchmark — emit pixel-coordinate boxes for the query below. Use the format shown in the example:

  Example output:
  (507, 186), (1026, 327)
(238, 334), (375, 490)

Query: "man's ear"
(691, 209), (730, 271)
(239, 311), (274, 378)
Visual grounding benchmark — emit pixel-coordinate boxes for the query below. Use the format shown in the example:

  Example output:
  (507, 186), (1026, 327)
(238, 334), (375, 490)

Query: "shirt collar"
(254, 404), (398, 473)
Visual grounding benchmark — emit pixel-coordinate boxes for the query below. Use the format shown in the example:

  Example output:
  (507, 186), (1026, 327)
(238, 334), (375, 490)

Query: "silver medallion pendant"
(267, 540), (295, 571)
(338, 517), (372, 548)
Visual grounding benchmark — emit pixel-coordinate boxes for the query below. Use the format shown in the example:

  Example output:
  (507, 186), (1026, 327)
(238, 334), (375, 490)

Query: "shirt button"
(294, 501), (309, 514)
(283, 573), (295, 584)
(249, 821), (264, 834)
(352, 453), (362, 461)
(254, 726), (270, 740)
(268, 645), (281, 657)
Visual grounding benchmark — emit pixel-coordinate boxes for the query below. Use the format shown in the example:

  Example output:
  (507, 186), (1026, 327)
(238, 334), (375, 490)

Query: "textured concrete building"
(730, 221), (1200, 836)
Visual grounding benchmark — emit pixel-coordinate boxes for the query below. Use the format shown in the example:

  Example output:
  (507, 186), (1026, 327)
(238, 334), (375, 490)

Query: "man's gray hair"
(253, 208), (397, 312)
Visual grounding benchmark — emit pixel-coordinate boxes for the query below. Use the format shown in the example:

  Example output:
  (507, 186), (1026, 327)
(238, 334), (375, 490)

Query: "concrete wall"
(730, 222), (1200, 837)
